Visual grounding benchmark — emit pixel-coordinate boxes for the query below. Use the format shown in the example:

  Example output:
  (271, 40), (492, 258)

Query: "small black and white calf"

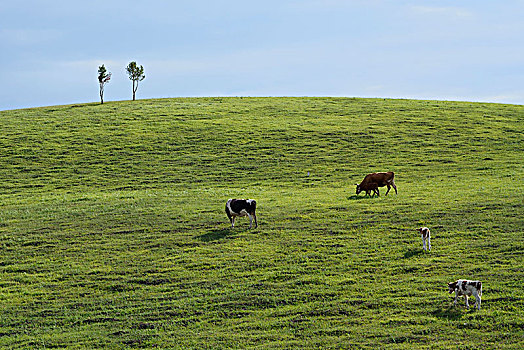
(225, 199), (258, 229)
(448, 279), (482, 310)
(418, 227), (431, 251)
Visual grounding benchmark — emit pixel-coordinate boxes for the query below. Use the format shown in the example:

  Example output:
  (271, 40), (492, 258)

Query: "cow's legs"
(246, 212), (258, 229)
(475, 294), (481, 310)
(453, 292), (459, 306)
(385, 180), (398, 195)
(422, 237), (426, 251)
(226, 209), (234, 228)
(231, 216), (236, 228)
(464, 295), (470, 308)
(427, 236), (431, 251)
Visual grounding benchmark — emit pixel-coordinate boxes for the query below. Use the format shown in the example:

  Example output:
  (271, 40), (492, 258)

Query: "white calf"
(418, 227), (431, 251)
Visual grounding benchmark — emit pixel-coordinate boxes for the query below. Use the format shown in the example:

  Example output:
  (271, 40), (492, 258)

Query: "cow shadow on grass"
(197, 227), (248, 242)
(403, 248), (425, 259)
(347, 195), (376, 200)
(432, 306), (464, 320)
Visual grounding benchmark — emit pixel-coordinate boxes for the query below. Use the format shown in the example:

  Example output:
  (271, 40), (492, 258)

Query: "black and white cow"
(448, 279), (482, 310)
(225, 199), (258, 229)
(418, 227), (431, 251)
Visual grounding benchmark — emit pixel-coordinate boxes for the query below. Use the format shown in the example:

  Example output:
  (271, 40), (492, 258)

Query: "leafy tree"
(97, 64), (111, 104)
(125, 61), (145, 101)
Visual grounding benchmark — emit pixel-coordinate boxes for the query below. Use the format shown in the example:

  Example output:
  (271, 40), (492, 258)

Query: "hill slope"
(0, 97), (523, 348)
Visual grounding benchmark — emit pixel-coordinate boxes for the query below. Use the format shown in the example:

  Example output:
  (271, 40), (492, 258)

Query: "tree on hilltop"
(125, 61), (145, 101)
(97, 64), (111, 104)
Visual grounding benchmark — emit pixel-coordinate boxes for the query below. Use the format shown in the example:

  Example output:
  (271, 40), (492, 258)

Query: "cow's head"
(448, 281), (458, 293)
(355, 184), (361, 195)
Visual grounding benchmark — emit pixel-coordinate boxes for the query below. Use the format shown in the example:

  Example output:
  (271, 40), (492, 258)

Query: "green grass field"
(0, 97), (522, 348)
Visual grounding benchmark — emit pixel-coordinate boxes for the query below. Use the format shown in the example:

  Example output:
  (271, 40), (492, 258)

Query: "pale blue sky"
(1, 0), (523, 110)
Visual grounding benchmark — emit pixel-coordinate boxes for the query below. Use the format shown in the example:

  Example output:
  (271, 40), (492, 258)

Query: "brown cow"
(355, 180), (379, 197)
(356, 172), (397, 196)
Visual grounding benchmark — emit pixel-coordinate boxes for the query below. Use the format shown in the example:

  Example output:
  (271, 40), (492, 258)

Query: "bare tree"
(97, 64), (111, 104)
(125, 61), (145, 101)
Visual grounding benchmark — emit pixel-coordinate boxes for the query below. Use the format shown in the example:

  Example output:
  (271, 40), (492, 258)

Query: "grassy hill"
(0, 97), (522, 348)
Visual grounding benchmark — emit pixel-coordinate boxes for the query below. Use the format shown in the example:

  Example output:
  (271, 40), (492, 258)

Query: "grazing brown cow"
(355, 172), (397, 196)
(355, 181), (379, 197)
